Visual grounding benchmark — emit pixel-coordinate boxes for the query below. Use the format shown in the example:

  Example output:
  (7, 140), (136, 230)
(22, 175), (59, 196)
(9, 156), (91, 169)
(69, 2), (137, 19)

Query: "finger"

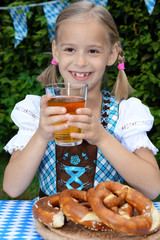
(47, 114), (70, 125)
(42, 123), (68, 140)
(70, 132), (86, 140)
(49, 122), (68, 132)
(41, 94), (67, 115)
(40, 94), (52, 109)
(67, 121), (89, 132)
(46, 106), (67, 116)
(67, 114), (91, 124)
(76, 108), (92, 117)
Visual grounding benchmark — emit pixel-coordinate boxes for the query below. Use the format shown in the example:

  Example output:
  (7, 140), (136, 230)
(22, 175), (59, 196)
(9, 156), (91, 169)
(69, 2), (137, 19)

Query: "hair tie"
(118, 63), (125, 70)
(51, 58), (58, 65)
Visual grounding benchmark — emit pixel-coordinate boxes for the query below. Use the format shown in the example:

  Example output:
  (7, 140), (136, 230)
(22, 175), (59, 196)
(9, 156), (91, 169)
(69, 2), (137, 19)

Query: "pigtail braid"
(112, 43), (132, 101)
(37, 64), (59, 86)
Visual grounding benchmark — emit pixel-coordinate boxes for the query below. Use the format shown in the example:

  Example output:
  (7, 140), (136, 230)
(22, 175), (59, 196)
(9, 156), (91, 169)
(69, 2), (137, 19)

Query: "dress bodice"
(38, 91), (123, 196)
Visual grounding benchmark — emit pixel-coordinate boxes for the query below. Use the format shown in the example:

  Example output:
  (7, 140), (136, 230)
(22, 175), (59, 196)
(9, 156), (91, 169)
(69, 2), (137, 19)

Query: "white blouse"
(4, 94), (158, 155)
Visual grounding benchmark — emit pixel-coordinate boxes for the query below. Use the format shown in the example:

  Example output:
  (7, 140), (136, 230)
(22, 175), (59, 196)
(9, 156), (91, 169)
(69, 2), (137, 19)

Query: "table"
(0, 200), (160, 240)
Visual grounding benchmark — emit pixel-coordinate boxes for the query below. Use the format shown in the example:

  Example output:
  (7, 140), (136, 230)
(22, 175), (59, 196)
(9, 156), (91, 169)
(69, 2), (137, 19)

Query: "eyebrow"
(60, 43), (104, 49)
(88, 45), (104, 49)
(60, 43), (75, 47)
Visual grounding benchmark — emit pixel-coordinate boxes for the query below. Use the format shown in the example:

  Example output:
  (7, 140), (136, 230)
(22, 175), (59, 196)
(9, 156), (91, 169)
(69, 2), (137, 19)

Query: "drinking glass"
(45, 82), (88, 146)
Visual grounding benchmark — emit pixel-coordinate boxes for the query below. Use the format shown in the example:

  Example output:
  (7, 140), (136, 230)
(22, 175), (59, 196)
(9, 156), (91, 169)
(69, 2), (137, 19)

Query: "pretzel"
(88, 181), (160, 236)
(33, 194), (65, 228)
(59, 189), (110, 230)
(87, 187), (134, 218)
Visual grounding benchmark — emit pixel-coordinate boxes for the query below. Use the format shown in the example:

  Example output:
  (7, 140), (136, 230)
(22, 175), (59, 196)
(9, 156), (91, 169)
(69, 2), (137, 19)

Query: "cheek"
(93, 55), (108, 68)
(58, 60), (71, 79)
(95, 60), (107, 73)
(58, 57), (67, 70)
(58, 55), (71, 66)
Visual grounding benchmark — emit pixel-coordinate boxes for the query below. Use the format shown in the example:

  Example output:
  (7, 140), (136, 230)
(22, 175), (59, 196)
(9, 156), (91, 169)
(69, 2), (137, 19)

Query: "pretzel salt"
(33, 194), (64, 228)
(88, 181), (160, 236)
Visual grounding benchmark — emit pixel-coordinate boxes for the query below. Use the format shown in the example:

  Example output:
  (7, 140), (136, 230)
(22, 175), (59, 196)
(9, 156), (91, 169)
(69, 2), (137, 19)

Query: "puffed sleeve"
(114, 97), (158, 155)
(4, 95), (41, 154)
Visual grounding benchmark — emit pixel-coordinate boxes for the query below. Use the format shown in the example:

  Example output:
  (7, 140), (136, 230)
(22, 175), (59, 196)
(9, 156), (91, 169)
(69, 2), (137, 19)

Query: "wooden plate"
(35, 220), (160, 240)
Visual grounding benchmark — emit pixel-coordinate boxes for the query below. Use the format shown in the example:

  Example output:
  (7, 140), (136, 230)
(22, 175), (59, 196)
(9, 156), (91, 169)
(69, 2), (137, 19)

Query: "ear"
(52, 40), (59, 63)
(107, 43), (119, 66)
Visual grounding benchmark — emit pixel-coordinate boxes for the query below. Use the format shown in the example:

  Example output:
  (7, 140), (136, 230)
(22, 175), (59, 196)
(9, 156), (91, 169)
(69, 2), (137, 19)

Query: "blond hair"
(38, 1), (132, 100)
(112, 43), (133, 101)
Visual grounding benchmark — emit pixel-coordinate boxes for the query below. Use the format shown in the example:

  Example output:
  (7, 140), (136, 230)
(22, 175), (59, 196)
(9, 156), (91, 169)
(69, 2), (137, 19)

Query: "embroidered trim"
(15, 106), (38, 119)
(57, 179), (93, 190)
(122, 120), (151, 130)
(57, 162), (94, 173)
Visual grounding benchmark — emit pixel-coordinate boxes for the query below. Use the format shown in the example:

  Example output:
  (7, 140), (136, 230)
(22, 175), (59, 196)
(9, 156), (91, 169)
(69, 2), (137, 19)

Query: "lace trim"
(122, 120), (151, 130)
(4, 145), (24, 154)
(132, 144), (158, 155)
(15, 106), (38, 119)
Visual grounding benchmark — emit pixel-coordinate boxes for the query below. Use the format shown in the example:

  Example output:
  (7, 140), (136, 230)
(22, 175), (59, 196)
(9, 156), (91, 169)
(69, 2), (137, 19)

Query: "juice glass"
(45, 83), (88, 146)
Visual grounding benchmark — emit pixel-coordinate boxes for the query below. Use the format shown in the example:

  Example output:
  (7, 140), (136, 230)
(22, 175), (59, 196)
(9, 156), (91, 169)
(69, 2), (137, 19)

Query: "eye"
(88, 49), (99, 54)
(65, 48), (75, 53)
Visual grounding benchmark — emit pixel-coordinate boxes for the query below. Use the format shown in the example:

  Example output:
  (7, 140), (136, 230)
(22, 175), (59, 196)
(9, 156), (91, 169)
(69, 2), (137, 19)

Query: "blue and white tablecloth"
(0, 200), (43, 239)
(0, 200), (160, 239)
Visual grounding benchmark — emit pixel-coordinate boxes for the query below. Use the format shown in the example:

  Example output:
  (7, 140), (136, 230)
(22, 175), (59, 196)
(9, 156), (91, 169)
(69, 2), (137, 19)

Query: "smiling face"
(52, 18), (118, 92)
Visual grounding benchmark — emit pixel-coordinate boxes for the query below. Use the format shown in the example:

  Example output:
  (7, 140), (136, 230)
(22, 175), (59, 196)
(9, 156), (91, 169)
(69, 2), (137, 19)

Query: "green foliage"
(105, 0), (160, 165)
(0, 0), (160, 167)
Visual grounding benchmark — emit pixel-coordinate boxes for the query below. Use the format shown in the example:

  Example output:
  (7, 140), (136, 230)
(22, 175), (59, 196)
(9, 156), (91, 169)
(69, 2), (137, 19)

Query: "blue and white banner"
(86, 0), (108, 6)
(0, 0), (157, 47)
(9, 6), (30, 47)
(144, 0), (156, 15)
(43, 1), (69, 42)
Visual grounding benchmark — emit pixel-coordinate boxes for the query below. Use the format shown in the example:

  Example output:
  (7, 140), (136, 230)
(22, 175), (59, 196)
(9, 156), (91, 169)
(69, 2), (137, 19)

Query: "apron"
(38, 91), (123, 197)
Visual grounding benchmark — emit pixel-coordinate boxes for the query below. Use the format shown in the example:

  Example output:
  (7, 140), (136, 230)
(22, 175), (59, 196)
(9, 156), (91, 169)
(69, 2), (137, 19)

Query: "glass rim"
(45, 82), (88, 89)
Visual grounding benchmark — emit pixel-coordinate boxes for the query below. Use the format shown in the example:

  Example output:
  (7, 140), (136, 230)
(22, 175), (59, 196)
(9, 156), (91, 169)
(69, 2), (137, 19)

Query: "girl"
(3, 1), (160, 200)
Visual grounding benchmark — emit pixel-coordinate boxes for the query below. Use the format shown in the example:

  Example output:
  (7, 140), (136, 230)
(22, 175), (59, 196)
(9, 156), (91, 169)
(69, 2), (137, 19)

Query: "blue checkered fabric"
(38, 141), (57, 195)
(0, 200), (43, 239)
(43, 0), (69, 42)
(144, 0), (156, 15)
(0, 200), (159, 239)
(101, 90), (119, 134)
(9, 6), (30, 47)
(94, 91), (123, 187)
(38, 91), (123, 195)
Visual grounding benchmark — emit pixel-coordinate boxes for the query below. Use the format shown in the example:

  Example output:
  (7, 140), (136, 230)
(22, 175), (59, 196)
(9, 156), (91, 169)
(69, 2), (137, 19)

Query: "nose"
(74, 52), (88, 67)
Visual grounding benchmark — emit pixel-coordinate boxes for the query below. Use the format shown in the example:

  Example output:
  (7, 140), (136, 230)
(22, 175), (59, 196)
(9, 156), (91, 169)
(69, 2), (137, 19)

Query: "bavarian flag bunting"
(9, 6), (30, 47)
(43, 1), (69, 42)
(86, 0), (108, 6)
(144, 0), (156, 15)
(0, 0), (156, 48)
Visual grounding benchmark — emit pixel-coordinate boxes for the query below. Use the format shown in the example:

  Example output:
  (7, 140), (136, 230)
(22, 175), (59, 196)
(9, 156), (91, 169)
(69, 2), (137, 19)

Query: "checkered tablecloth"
(0, 200), (43, 239)
(0, 200), (160, 239)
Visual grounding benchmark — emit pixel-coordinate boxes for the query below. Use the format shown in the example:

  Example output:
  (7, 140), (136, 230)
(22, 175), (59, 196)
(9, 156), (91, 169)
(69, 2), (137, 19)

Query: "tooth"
(71, 72), (90, 77)
(76, 73), (85, 77)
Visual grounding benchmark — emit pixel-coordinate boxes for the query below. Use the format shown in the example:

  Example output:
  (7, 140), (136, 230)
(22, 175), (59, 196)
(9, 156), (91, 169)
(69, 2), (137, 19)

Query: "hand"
(67, 107), (105, 146)
(37, 94), (69, 143)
